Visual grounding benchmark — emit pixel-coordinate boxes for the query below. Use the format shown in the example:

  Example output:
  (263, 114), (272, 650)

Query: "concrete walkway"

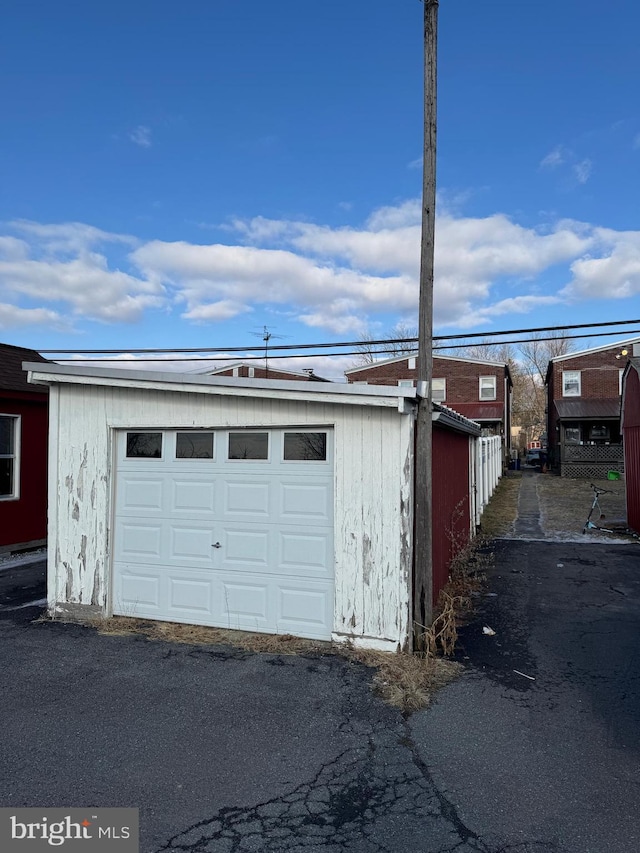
(512, 470), (543, 538)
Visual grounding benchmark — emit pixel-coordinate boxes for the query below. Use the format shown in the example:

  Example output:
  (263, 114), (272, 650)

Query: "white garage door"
(112, 428), (334, 640)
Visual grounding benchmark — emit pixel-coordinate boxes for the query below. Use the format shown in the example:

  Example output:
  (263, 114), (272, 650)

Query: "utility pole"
(414, 0), (439, 649)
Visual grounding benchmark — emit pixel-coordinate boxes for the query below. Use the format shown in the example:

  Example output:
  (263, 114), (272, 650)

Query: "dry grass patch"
(90, 615), (462, 713)
(94, 617), (326, 654)
(537, 475), (628, 538)
(478, 472), (521, 538)
(343, 647), (462, 713)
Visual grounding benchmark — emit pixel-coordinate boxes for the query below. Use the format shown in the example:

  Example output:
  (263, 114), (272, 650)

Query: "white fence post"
(475, 435), (503, 525)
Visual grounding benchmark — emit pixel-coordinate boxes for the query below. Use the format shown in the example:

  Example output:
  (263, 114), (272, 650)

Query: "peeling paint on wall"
(50, 382), (414, 646)
(362, 535), (372, 585)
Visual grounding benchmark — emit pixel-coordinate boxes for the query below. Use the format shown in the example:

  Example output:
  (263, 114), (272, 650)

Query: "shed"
(0, 343), (49, 553)
(26, 363), (480, 650)
(621, 359), (640, 533)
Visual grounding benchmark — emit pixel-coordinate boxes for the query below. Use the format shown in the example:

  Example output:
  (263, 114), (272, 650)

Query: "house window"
(248, 367), (255, 378)
(431, 378), (446, 402)
(0, 415), (19, 499)
(619, 368), (624, 395)
(564, 426), (581, 445)
(408, 357), (416, 370)
(479, 376), (497, 401)
(589, 424), (610, 441)
(397, 380), (414, 388)
(562, 370), (581, 397)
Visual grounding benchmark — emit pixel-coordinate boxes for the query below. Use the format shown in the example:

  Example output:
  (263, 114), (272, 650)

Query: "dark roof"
(432, 402), (482, 436)
(0, 343), (49, 394)
(554, 398), (621, 420)
(449, 402), (504, 422)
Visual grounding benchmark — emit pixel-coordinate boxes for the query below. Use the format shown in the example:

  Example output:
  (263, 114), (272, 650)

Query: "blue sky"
(1, 0), (639, 376)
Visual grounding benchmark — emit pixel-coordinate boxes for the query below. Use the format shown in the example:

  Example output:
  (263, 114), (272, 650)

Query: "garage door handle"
(212, 542), (222, 549)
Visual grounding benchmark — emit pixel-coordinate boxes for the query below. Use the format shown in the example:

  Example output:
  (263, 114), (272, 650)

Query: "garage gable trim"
(26, 364), (417, 411)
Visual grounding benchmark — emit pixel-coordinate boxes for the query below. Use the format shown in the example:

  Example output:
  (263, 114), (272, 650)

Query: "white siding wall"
(48, 383), (414, 649)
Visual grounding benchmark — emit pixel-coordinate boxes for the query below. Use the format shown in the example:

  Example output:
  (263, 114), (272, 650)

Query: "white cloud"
(182, 300), (253, 322)
(0, 303), (66, 330)
(0, 237), (29, 260)
(573, 158), (593, 184)
(540, 146), (566, 169)
(8, 220), (136, 254)
(129, 125), (152, 148)
(407, 157), (422, 170)
(2, 201), (640, 336)
(540, 145), (594, 186)
(562, 229), (640, 300)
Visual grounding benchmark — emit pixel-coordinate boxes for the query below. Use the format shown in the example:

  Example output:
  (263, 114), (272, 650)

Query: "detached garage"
(27, 364), (417, 650)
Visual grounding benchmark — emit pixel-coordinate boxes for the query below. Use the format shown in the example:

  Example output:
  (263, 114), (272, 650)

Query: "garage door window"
(176, 432), (214, 459)
(126, 432), (163, 458)
(284, 432), (327, 461)
(228, 431), (269, 460)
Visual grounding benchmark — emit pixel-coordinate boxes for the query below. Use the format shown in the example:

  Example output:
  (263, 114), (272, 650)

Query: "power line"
(38, 317), (640, 357)
(50, 326), (640, 364)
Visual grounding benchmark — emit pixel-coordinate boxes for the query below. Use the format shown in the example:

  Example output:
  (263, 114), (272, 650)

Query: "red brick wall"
(214, 365), (309, 381)
(547, 347), (624, 456)
(348, 357), (507, 404)
(550, 348), (623, 403)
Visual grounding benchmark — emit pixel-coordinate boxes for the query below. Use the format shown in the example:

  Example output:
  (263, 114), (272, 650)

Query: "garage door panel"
(171, 479), (216, 514)
(278, 531), (331, 576)
(279, 481), (332, 524)
(168, 576), (213, 613)
(221, 580), (269, 626)
(277, 585), (333, 637)
(222, 529), (269, 567)
(223, 480), (271, 519)
(170, 526), (214, 563)
(118, 477), (165, 514)
(117, 522), (164, 560)
(116, 567), (162, 611)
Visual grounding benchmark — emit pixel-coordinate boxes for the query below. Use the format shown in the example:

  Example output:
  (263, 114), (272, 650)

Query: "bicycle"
(582, 483), (615, 534)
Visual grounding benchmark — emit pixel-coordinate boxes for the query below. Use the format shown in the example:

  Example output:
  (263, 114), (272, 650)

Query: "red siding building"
(621, 359), (640, 534)
(0, 344), (49, 553)
(431, 410), (478, 604)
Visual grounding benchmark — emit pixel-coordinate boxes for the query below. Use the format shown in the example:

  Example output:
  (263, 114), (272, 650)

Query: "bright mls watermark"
(0, 809), (138, 851)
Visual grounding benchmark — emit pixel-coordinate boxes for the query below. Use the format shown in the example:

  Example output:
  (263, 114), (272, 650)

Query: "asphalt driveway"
(1, 540), (639, 852)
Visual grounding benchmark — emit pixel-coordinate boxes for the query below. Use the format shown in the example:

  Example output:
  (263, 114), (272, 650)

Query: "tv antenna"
(251, 325), (287, 377)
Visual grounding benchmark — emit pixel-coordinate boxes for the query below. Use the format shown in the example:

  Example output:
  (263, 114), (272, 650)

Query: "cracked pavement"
(2, 541), (639, 852)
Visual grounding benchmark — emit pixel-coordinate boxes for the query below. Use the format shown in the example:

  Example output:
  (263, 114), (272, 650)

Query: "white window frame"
(397, 380), (414, 388)
(431, 378), (446, 402)
(248, 366), (255, 378)
(479, 375), (497, 401)
(619, 368), (624, 396)
(408, 357), (416, 370)
(562, 370), (581, 397)
(0, 414), (20, 501)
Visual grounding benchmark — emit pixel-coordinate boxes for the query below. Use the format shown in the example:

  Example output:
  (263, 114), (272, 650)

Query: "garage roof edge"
(25, 362), (418, 409)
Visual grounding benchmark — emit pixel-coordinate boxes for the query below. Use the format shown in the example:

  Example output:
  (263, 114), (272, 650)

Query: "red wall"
(431, 426), (471, 605)
(0, 392), (48, 549)
(623, 367), (640, 533)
